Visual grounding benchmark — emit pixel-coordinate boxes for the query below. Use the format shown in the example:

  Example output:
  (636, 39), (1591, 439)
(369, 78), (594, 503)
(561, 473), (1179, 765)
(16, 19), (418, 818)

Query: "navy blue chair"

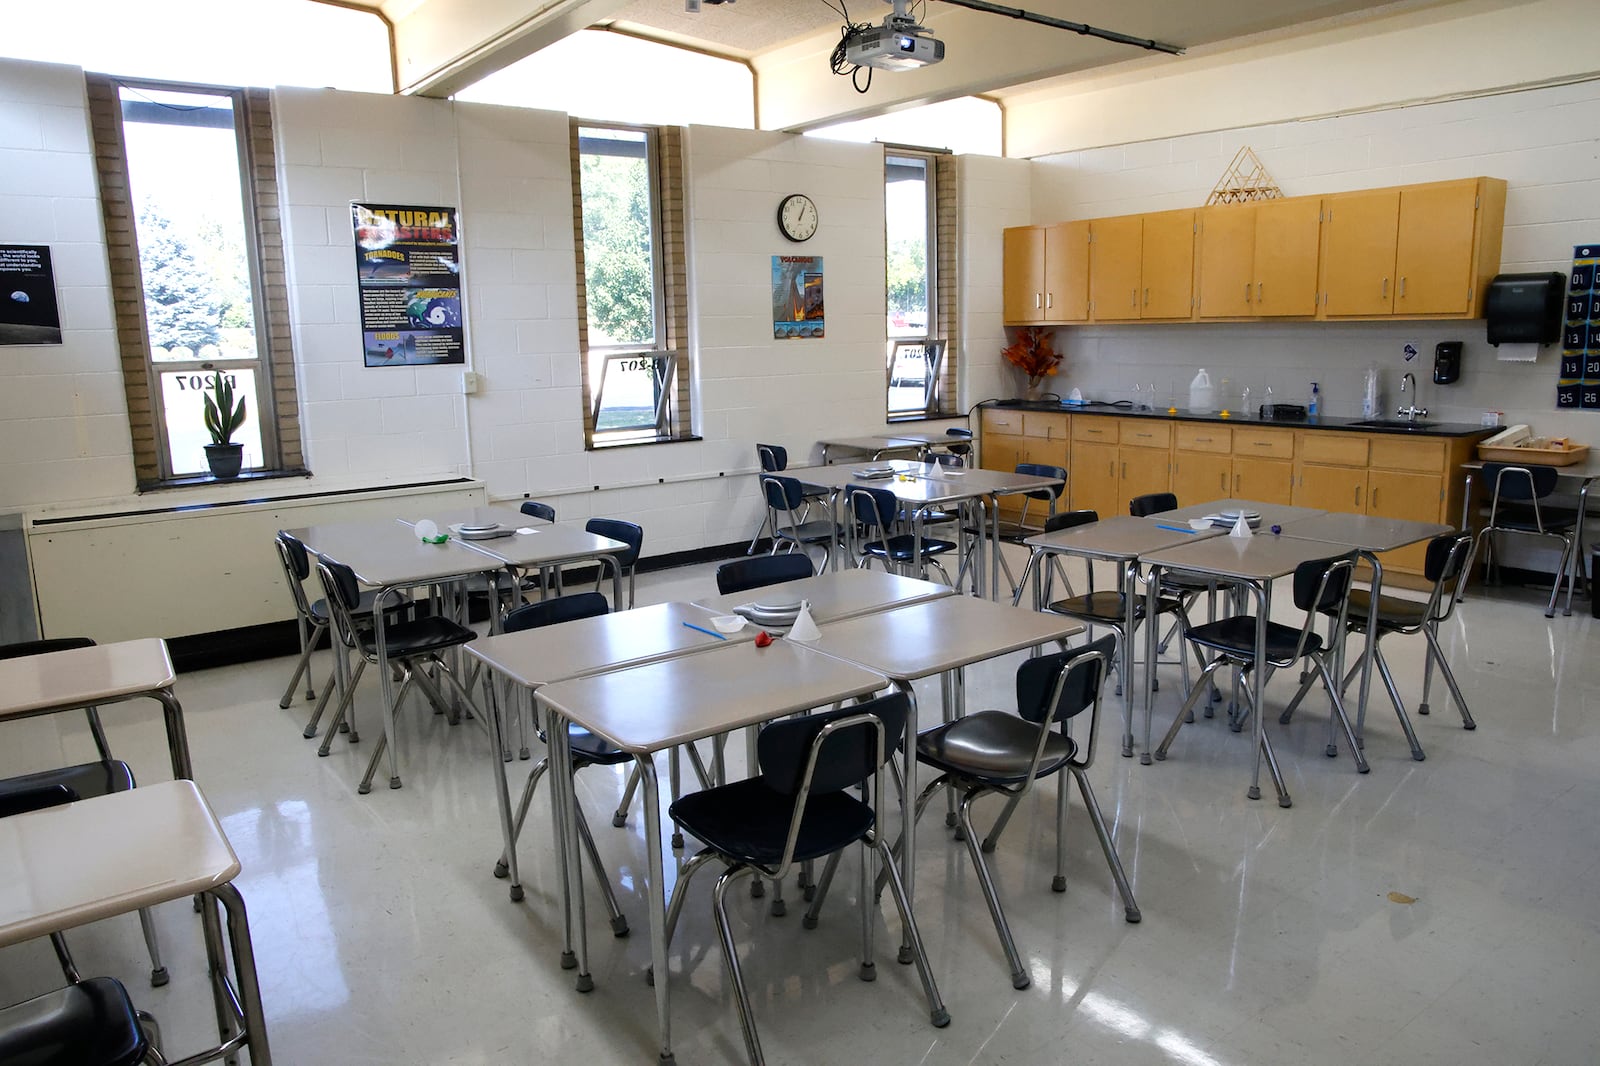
(764, 475), (842, 570)
(519, 500), (556, 523)
(0, 977), (158, 1066)
(586, 518), (644, 609)
(661, 693), (948, 1063)
(715, 553), (814, 595)
(848, 484), (956, 584)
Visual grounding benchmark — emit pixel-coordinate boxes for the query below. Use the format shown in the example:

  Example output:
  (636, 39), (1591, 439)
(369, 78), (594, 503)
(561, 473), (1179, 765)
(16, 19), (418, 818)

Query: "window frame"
(86, 73), (305, 488)
(571, 120), (694, 449)
(884, 147), (956, 421)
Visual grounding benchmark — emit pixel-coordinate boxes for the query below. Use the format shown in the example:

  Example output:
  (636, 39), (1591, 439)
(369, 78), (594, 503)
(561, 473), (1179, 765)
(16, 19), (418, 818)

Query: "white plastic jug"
(1189, 368), (1215, 414)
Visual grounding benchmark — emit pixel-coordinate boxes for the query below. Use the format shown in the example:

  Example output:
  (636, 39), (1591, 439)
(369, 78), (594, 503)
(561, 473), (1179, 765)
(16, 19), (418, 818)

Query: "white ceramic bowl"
(710, 615), (746, 633)
(1188, 517), (1212, 531)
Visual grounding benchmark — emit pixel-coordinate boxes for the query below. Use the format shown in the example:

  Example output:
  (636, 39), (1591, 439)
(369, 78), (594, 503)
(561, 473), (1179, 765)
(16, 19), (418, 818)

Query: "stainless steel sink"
(1349, 418), (1437, 430)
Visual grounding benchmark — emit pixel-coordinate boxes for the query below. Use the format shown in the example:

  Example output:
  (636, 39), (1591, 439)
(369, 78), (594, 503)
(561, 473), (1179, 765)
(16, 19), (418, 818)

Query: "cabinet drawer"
(982, 408), (1022, 434)
(1232, 427), (1296, 459)
(1369, 435), (1446, 473)
(1175, 424), (1231, 453)
(1298, 432), (1369, 466)
(1023, 412), (1067, 439)
(1120, 421), (1172, 449)
(1072, 417), (1119, 443)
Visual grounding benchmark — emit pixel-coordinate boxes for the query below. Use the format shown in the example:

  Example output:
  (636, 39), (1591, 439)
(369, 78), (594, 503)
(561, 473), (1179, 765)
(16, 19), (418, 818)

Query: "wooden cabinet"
(1229, 427), (1295, 504)
(1069, 440), (1120, 519)
(1199, 201), (1322, 319)
(1002, 222), (1089, 325)
(1174, 424), (1232, 505)
(1119, 442), (1172, 503)
(1321, 178), (1505, 319)
(1088, 215), (1144, 322)
(1140, 210), (1195, 320)
(1066, 416), (1170, 512)
(982, 409), (1068, 520)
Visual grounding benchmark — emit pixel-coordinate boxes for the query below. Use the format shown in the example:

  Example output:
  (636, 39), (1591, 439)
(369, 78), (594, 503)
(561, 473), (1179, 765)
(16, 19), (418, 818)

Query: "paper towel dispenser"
(1485, 272), (1563, 346)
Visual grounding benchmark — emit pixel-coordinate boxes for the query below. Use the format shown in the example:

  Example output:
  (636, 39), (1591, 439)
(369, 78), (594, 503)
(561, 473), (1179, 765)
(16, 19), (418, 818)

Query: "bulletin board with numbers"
(1559, 244), (1600, 410)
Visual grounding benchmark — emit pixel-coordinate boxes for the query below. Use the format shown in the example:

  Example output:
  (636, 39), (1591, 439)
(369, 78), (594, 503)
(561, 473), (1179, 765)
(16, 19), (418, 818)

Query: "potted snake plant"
(202, 372), (247, 479)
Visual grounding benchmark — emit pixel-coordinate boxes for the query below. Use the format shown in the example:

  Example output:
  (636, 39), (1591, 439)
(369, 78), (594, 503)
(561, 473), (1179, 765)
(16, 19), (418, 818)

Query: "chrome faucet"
(1396, 372), (1428, 422)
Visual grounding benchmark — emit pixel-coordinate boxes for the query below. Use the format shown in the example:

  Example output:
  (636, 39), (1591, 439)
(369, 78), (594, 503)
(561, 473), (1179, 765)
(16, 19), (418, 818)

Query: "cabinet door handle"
(1381, 277), (1389, 299)
(1254, 441), (1271, 447)
(1034, 293), (1042, 310)
(1130, 288), (1138, 308)
(1194, 436), (1211, 443)
(1234, 472), (1241, 491)
(1046, 292), (1053, 309)
(1220, 472), (1228, 491)
(1399, 277), (1407, 299)
(1354, 485), (1361, 507)
(1144, 287), (1151, 306)
(1371, 486), (1379, 508)
(1245, 283), (1251, 303)
(1121, 461), (1128, 478)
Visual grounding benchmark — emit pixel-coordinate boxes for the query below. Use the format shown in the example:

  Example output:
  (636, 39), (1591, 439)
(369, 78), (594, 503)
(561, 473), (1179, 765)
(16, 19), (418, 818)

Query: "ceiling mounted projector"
(845, 0), (944, 70)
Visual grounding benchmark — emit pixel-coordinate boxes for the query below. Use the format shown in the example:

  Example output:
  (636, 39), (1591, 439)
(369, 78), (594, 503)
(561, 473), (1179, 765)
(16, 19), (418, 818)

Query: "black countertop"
(985, 399), (1492, 439)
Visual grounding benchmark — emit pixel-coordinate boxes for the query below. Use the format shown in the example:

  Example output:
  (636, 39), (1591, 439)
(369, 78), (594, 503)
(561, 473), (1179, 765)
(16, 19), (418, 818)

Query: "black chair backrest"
(945, 428), (973, 439)
(757, 443), (789, 473)
(1292, 554), (1355, 613)
(1016, 463), (1066, 501)
(1128, 492), (1178, 518)
(1044, 509), (1098, 534)
(0, 783), (80, 818)
(1016, 634), (1115, 725)
(521, 500), (556, 523)
(716, 554), (813, 595)
(762, 474), (805, 512)
(503, 592), (610, 633)
(850, 485), (899, 531)
(757, 691), (909, 796)
(586, 518), (643, 567)
(0, 637), (95, 661)
(318, 558), (363, 613)
(1424, 532), (1469, 585)
(1482, 462), (1559, 502)
(277, 530), (312, 580)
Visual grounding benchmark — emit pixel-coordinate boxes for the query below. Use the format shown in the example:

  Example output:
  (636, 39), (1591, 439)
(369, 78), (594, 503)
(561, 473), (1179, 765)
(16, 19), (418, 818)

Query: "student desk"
(0, 781), (272, 1064)
(692, 567), (955, 623)
(0, 638), (190, 779)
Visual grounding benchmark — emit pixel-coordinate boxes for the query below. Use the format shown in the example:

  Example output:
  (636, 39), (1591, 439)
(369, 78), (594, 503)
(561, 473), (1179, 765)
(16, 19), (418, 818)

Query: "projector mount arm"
(931, 0), (1184, 55)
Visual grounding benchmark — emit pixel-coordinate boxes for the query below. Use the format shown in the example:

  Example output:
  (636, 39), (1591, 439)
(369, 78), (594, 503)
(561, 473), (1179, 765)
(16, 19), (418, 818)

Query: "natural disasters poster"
(352, 203), (465, 367)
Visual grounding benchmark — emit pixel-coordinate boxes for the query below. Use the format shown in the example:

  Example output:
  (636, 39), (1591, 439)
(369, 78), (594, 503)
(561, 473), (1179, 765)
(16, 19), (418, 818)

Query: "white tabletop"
(804, 595), (1084, 681)
(1024, 515), (1223, 561)
(1150, 497), (1329, 528)
(693, 568), (954, 623)
(1140, 533), (1356, 582)
(467, 601), (755, 688)
(1462, 456), (1600, 480)
(1276, 513), (1451, 552)
(0, 781), (239, 947)
(536, 640), (889, 754)
(289, 520), (499, 588)
(0, 638), (175, 719)
(462, 525), (628, 570)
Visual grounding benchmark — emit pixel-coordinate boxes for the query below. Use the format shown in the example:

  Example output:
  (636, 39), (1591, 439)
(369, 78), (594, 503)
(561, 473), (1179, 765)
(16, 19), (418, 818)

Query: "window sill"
(587, 434), (703, 451)
(135, 468), (312, 494)
(886, 413), (959, 424)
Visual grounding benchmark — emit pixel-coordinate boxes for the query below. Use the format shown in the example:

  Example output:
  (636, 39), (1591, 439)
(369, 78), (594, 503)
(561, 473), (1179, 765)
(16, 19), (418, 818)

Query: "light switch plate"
(462, 371), (480, 394)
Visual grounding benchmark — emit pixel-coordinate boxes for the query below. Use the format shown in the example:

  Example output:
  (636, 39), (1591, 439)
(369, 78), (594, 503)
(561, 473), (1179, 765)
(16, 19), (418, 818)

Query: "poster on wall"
(1558, 244), (1599, 410)
(352, 203), (465, 367)
(0, 244), (63, 345)
(772, 255), (824, 339)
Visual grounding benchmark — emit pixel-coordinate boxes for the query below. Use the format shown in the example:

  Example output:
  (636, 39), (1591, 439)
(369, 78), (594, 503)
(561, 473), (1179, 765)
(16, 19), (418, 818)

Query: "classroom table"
(1018, 516), (1226, 760)
(1460, 455), (1599, 616)
(289, 518), (507, 791)
(816, 435), (923, 464)
(1277, 512), (1451, 759)
(466, 601), (757, 906)
(1139, 532), (1355, 807)
(802, 595), (1084, 960)
(0, 638), (190, 779)
(1148, 497), (1329, 530)
(692, 566), (955, 623)
(535, 640), (890, 1064)
(0, 781), (272, 1064)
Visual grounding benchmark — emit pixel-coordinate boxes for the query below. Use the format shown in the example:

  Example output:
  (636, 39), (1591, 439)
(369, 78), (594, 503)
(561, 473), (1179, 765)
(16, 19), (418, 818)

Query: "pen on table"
(1153, 523), (1201, 535)
(682, 621), (729, 640)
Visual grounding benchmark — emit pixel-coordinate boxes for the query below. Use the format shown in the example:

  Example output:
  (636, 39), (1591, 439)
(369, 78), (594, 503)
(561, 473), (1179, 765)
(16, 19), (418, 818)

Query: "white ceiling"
(346, 0), (1466, 129)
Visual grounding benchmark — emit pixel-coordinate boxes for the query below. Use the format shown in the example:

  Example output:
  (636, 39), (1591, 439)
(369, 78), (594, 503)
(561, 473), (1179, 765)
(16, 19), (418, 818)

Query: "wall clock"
(777, 193), (818, 242)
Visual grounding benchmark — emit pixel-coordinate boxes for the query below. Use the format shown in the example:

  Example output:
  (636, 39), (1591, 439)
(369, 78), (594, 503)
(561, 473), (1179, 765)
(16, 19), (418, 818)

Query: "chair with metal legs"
(1466, 462), (1584, 617)
(891, 636), (1137, 988)
(1281, 532), (1477, 757)
(765, 474), (843, 571)
(715, 553), (814, 595)
(585, 518), (644, 609)
(517, 501), (561, 599)
(1156, 552), (1367, 786)
(489, 592), (629, 936)
(0, 975), (162, 1066)
(1129, 492), (1230, 699)
(658, 693), (949, 1065)
(0, 638), (169, 989)
(313, 558), (486, 794)
(746, 444), (829, 555)
(848, 484), (957, 584)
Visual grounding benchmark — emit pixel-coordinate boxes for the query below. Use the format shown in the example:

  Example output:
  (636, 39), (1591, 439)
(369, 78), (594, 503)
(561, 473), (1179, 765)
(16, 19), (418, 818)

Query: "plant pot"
(205, 443), (244, 480)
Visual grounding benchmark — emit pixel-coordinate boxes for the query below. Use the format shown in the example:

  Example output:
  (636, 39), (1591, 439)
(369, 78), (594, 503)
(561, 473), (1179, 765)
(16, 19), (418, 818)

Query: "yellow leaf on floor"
(1387, 891), (1417, 904)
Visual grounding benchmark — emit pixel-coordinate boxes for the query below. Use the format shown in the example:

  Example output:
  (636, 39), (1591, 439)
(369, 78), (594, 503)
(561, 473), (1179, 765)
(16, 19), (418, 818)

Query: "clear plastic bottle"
(1263, 385), (1275, 420)
(1188, 368), (1215, 413)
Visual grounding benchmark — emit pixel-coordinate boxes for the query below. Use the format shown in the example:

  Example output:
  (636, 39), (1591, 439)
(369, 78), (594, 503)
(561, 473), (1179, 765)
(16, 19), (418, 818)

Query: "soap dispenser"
(1309, 382), (1320, 417)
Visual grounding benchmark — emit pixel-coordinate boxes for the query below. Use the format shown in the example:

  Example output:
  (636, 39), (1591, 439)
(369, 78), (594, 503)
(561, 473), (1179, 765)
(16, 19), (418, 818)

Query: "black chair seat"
(915, 710), (1077, 785)
(356, 615), (475, 658)
(0, 761), (132, 817)
(669, 776), (874, 867)
(862, 533), (957, 562)
(536, 724), (629, 767)
(777, 520), (839, 544)
(1336, 588), (1429, 632)
(1046, 590), (1183, 622)
(1488, 507), (1577, 533)
(1159, 570), (1228, 592)
(309, 588), (406, 627)
(0, 977), (149, 1066)
(1186, 615), (1322, 665)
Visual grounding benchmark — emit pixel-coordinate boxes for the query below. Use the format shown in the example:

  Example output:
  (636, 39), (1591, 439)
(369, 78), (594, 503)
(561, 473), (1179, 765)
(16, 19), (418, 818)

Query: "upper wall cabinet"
(1320, 177), (1506, 319)
(1003, 221), (1089, 324)
(1197, 198), (1322, 318)
(1087, 210), (1194, 323)
(1008, 176), (1506, 328)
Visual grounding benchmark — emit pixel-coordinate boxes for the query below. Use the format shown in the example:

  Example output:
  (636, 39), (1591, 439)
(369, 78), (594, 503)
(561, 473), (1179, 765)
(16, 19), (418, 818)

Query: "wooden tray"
(1476, 441), (1590, 466)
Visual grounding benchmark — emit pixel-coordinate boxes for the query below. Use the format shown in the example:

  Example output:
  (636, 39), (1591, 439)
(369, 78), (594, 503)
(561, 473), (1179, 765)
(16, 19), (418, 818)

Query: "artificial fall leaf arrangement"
(1001, 326), (1062, 392)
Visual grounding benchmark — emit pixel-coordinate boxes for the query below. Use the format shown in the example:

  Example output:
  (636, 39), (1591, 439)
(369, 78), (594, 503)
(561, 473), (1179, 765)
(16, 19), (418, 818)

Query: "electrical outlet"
(462, 371), (480, 394)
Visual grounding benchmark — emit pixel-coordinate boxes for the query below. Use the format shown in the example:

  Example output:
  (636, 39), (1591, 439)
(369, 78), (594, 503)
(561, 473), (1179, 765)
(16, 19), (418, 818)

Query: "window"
(571, 122), (692, 446)
(87, 76), (303, 486)
(885, 149), (957, 419)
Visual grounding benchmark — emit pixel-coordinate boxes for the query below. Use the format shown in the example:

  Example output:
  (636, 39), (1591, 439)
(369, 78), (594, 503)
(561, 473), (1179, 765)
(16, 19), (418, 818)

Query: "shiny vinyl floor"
(2, 553), (1597, 1065)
